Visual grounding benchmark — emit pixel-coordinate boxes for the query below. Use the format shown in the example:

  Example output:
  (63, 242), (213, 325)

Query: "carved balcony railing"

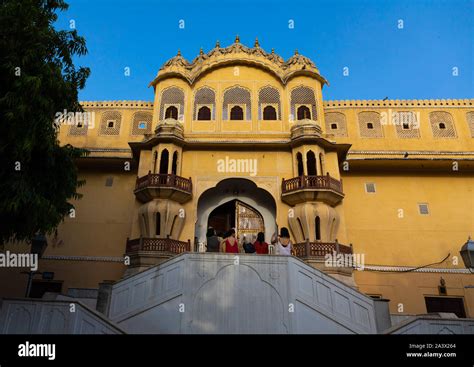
(282, 174), (343, 194)
(292, 240), (353, 259)
(126, 237), (191, 254)
(281, 174), (344, 205)
(134, 173), (192, 203)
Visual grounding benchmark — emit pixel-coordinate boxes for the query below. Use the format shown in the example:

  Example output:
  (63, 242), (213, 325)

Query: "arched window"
(263, 105), (277, 120)
(159, 149), (169, 174)
(315, 217), (321, 241)
(160, 87), (184, 120)
(230, 105), (244, 120)
(156, 212), (161, 236)
(194, 87), (215, 120)
(259, 86), (281, 120)
(291, 86), (317, 121)
(306, 151), (317, 175)
(165, 106), (178, 120)
(153, 151), (158, 174)
(171, 151), (178, 175)
(297, 105), (311, 120)
(297, 218), (305, 241)
(296, 152), (304, 176)
(197, 106), (211, 120)
(223, 86), (251, 120)
(319, 153), (325, 175)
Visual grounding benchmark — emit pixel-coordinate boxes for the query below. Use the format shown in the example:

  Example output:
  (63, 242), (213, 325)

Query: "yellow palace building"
(2, 37), (473, 322)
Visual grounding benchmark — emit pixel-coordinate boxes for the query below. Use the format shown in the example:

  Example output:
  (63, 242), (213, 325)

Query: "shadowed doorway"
(207, 200), (235, 237)
(207, 199), (265, 240)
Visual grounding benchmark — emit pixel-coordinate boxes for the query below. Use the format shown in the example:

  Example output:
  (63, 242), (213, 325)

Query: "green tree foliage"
(0, 0), (90, 244)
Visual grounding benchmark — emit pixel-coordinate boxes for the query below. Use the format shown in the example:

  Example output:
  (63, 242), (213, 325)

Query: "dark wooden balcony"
(126, 237), (191, 254)
(281, 174), (344, 205)
(134, 173), (192, 203)
(292, 240), (352, 259)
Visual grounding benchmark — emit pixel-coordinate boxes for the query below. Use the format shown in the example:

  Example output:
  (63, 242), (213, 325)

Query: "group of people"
(205, 226), (292, 256)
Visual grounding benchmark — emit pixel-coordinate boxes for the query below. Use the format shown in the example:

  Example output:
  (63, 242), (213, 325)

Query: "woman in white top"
(271, 227), (292, 256)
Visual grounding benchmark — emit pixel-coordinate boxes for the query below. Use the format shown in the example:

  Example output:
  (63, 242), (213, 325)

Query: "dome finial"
(271, 48), (275, 54)
(199, 47), (204, 55)
(215, 40), (220, 48)
(235, 35), (240, 43)
(294, 49), (299, 55)
(254, 37), (260, 47)
(177, 49), (181, 56)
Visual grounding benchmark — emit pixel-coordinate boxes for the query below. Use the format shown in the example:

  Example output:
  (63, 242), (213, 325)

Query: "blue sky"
(58, 0), (474, 101)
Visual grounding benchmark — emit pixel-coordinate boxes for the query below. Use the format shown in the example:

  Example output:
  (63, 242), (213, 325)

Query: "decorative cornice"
(42, 255), (124, 263)
(150, 38), (327, 87)
(362, 265), (472, 274)
(86, 148), (132, 153)
(80, 101), (154, 108)
(324, 99), (474, 108)
(348, 150), (474, 156)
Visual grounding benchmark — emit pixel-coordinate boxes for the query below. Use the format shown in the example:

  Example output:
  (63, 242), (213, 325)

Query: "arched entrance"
(196, 178), (277, 245)
(208, 199), (264, 240)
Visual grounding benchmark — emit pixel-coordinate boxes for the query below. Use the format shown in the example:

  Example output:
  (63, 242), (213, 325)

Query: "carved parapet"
(150, 38), (328, 87)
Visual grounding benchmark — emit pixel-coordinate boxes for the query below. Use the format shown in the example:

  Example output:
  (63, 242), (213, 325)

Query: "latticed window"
(68, 123), (87, 136)
(258, 86), (281, 120)
(99, 111), (122, 135)
(394, 111), (420, 139)
(68, 114), (89, 136)
(429, 111), (457, 138)
(193, 87), (216, 120)
(358, 111), (383, 138)
(131, 111), (152, 135)
(365, 183), (376, 193)
(160, 87), (185, 120)
(290, 86), (317, 121)
(324, 112), (348, 137)
(467, 111), (474, 137)
(223, 86), (251, 120)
